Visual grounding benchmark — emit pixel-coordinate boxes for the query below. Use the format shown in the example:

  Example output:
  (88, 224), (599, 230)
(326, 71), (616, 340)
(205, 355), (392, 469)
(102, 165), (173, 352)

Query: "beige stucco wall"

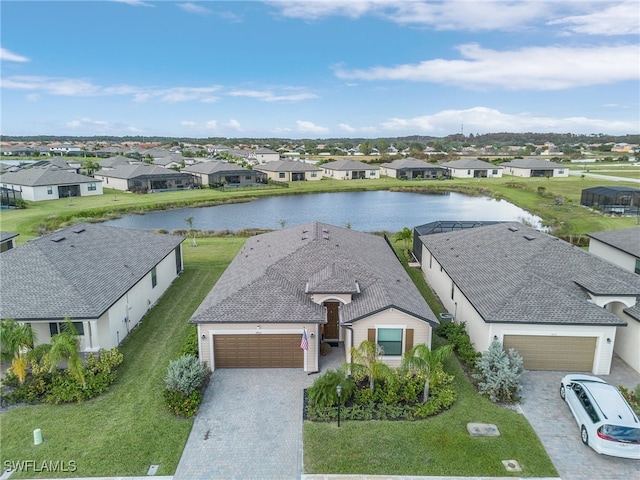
(94, 175), (130, 191)
(589, 239), (637, 274)
(345, 309), (433, 369)
(197, 322), (320, 372)
(379, 167), (398, 178)
(612, 303), (640, 374)
(504, 167), (568, 178)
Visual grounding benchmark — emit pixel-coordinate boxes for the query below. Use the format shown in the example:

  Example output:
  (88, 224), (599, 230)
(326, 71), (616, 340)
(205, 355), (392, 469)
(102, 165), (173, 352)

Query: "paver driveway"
(518, 356), (640, 480)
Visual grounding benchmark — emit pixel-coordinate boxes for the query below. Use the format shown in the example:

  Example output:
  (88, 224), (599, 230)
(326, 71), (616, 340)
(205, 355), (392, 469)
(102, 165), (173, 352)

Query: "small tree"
(0, 319), (37, 384)
(401, 343), (453, 403)
(394, 227), (412, 251)
(164, 354), (209, 397)
(473, 340), (524, 403)
(49, 318), (85, 387)
(185, 216), (197, 247)
(349, 340), (392, 393)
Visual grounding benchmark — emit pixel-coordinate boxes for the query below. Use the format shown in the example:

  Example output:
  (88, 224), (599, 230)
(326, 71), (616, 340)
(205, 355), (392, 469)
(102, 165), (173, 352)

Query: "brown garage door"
(503, 335), (596, 372)
(214, 334), (303, 368)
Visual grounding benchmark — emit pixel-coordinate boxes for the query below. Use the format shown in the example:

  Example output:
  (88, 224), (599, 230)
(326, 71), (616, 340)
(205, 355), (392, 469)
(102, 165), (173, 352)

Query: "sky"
(1, 0), (639, 139)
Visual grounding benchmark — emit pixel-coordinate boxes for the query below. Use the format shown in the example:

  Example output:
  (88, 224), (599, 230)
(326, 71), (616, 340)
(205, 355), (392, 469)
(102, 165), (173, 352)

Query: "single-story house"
(581, 186), (640, 215)
(322, 159), (380, 180)
(0, 166), (103, 201)
(250, 148), (280, 164)
(417, 222), (640, 375)
(181, 161), (267, 187)
(0, 223), (184, 352)
(441, 159), (503, 178)
(501, 158), (569, 178)
(190, 222), (438, 371)
(0, 231), (19, 252)
(379, 157), (449, 180)
(98, 155), (140, 169)
(587, 227), (640, 373)
(254, 160), (322, 182)
(94, 164), (198, 193)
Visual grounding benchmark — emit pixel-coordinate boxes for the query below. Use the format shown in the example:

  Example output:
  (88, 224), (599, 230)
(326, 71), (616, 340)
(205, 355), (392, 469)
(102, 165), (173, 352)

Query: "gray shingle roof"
(380, 157), (444, 169)
(322, 159), (379, 171)
(254, 160), (321, 173)
(442, 159), (502, 169)
(587, 227), (640, 258)
(0, 167), (98, 186)
(501, 158), (564, 169)
(95, 163), (187, 179)
(181, 161), (248, 175)
(420, 223), (640, 326)
(0, 223), (184, 320)
(190, 222), (436, 325)
(0, 231), (19, 243)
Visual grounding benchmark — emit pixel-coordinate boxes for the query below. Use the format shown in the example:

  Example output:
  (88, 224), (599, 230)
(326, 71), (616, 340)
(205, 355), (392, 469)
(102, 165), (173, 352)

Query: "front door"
(323, 301), (340, 340)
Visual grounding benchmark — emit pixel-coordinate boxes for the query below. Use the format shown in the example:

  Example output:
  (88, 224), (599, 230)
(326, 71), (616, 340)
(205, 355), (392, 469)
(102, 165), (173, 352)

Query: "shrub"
(164, 389), (202, 417)
(473, 340), (524, 403)
(179, 325), (199, 357)
(319, 341), (332, 356)
(307, 368), (354, 407)
(436, 322), (480, 367)
(619, 384), (640, 415)
(164, 354), (209, 396)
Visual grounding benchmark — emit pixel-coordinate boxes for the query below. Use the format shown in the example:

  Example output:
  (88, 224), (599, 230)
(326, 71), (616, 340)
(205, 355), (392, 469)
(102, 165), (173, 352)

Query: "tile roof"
(420, 223), (640, 326)
(0, 167), (98, 186)
(0, 223), (184, 320)
(190, 222), (436, 325)
(587, 227), (640, 258)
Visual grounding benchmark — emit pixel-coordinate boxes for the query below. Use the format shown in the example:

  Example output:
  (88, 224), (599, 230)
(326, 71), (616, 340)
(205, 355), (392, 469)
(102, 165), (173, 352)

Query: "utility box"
(439, 313), (454, 323)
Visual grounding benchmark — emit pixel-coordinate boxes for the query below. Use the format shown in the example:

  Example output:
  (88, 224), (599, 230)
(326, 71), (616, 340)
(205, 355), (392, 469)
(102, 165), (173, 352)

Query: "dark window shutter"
(405, 328), (414, 352)
(368, 328), (376, 343)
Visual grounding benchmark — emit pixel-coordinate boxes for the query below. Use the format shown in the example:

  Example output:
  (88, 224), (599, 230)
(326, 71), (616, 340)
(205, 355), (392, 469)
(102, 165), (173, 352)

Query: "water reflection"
(104, 191), (542, 232)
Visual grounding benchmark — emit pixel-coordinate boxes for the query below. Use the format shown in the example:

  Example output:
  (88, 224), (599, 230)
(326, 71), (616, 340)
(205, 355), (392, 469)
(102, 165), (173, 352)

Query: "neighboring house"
(501, 158), (569, 178)
(254, 160), (322, 182)
(442, 159), (503, 178)
(0, 223), (184, 352)
(581, 186), (640, 215)
(190, 222), (438, 371)
(98, 155), (140, 169)
(250, 147), (280, 164)
(0, 166), (103, 201)
(94, 164), (198, 193)
(322, 159), (380, 180)
(587, 227), (640, 374)
(153, 154), (183, 170)
(417, 222), (640, 375)
(0, 147), (38, 157)
(0, 231), (18, 252)
(49, 144), (84, 157)
(94, 146), (129, 158)
(587, 227), (640, 274)
(182, 161), (266, 187)
(379, 157), (449, 180)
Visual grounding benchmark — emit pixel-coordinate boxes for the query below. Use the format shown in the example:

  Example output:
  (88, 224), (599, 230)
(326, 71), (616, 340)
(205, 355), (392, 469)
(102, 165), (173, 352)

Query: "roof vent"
(322, 228), (329, 233)
(322, 234), (329, 240)
(71, 227), (85, 234)
(523, 234), (536, 241)
(50, 235), (66, 243)
(302, 234), (309, 240)
(508, 226), (519, 232)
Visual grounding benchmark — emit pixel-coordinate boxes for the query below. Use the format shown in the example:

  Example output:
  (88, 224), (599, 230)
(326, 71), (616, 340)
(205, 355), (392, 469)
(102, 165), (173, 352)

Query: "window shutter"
(368, 328), (376, 343)
(405, 328), (414, 352)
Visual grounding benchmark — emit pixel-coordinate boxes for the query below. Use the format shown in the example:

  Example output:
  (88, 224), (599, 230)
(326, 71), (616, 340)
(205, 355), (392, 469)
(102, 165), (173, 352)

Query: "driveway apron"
(173, 368), (315, 480)
(518, 356), (640, 480)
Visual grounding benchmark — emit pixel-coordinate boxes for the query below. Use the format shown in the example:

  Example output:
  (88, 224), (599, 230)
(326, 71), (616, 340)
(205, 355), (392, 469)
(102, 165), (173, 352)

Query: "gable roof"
(322, 159), (379, 171)
(588, 227), (640, 258)
(254, 160), (321, 173)
(190, 222), (436, 325)
(0, 167), (98, 187)
(0, 223), (184, 321)
(420, 222), (640, 326)
(95, 163), (189, 179)
(98, 156), (138, 168)
(181, 161), (249, 175)
(501, 158), (564, 169)
(442, 159), (502, 169)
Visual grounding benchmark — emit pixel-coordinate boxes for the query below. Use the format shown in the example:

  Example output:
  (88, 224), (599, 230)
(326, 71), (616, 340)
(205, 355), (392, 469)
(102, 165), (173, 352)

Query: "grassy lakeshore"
(1, 174), (638, 242)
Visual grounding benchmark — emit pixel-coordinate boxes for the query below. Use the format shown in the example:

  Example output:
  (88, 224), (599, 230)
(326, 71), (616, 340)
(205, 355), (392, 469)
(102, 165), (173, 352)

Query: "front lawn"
(0, 237), (245, 478)
(303, 350), (558, 477)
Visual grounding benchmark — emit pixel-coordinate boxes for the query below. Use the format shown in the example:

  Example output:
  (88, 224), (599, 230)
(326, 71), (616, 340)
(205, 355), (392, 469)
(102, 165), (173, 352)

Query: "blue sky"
(1, 1), (639, 139)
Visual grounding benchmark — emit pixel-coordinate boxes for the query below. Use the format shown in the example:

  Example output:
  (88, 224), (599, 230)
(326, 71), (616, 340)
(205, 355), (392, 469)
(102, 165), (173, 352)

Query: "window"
(49, 321), (84, 336)
(635, 259), (640, 275)
(47, 186), (53, 195)
(175, 245), (183, 274)
(559, 169), (564, 174)
(279, 172), (286, 179)
(492, 170), (498, 175)
(311, 172), (317, 178)
(151, 266), (157, 288)
(369, 170), (376, 176)
(377, 328), (403, 356)
(88, 183), (96, 191)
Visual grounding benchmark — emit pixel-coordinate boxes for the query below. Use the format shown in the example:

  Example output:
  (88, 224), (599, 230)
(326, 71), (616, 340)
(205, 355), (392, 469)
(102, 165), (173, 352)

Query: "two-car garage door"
(503, 335), (596, 372)
(213, 334), (303, 368)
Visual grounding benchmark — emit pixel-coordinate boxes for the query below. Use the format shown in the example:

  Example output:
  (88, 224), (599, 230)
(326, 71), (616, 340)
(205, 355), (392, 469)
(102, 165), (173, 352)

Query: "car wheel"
(581, 425), (589, 445)
(560, 384), (566, 400)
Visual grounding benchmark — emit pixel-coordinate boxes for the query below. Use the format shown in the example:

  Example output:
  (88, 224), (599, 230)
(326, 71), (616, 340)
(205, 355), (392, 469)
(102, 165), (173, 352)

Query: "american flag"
(300, 328), (308, 350)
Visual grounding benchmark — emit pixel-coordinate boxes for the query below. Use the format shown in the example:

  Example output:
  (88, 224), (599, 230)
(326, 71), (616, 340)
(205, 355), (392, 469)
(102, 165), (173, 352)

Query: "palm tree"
(349, 340), (392, 392)
(401, 343), (453, 403)
(394, 226), (412, 251)
(48, 319), (85, 387)
(0, 318), (37, 384)
(185, 216), (197, 247)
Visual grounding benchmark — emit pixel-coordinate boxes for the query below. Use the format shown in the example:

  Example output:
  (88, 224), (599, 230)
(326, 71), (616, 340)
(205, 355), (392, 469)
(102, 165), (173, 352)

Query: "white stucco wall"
(612, 304), (640, 374)
(588, 239), (637, 273)
(94, 175), (130, 191)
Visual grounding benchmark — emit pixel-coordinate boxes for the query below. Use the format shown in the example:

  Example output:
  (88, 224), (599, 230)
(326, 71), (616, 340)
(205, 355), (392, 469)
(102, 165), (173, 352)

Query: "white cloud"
(205, 120), (218, 129)
(181, 120), (196, 126)
(296, 120), (329, 134)
(548, 1), (639, 36)
(178, 2), (212, 15)
(226, 119), (243, 131)
(227, 88), (318, 102)
(334, 43), (639, 90)
(338, 123), (357, 133)
(67, 117), (110, 130)
(2, 76), (102, 96)
(113, 0), (154, 7)
(378, 106), (637, 135)
(26, 93), (39, 102)
(0, 47), (29, 62)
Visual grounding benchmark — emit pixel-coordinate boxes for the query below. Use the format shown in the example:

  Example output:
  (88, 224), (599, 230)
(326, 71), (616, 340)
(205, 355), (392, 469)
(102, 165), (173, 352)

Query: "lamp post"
(336, 384), (342, 427)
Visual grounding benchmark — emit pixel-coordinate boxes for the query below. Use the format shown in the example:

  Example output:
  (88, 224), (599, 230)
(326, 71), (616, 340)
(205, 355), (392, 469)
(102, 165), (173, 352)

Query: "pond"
(104, 191), (543, 233)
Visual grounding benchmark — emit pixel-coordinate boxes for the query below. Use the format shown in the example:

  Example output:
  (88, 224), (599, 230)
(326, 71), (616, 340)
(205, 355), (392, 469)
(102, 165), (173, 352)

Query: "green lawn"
(0, 237), (245, 478)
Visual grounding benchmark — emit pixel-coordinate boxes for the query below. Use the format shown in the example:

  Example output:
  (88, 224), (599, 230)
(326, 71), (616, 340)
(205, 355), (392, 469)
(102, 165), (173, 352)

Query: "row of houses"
(1, 222), (638, 378)
(0, 156), (570, 202)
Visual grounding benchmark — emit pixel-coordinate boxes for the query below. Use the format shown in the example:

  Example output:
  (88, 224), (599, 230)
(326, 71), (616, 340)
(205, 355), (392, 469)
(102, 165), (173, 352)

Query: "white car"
(560, 374), (640, 460)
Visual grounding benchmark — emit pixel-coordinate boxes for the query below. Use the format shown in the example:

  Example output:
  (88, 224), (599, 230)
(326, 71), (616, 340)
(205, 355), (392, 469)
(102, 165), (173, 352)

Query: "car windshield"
(598, 425), (640, 444)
